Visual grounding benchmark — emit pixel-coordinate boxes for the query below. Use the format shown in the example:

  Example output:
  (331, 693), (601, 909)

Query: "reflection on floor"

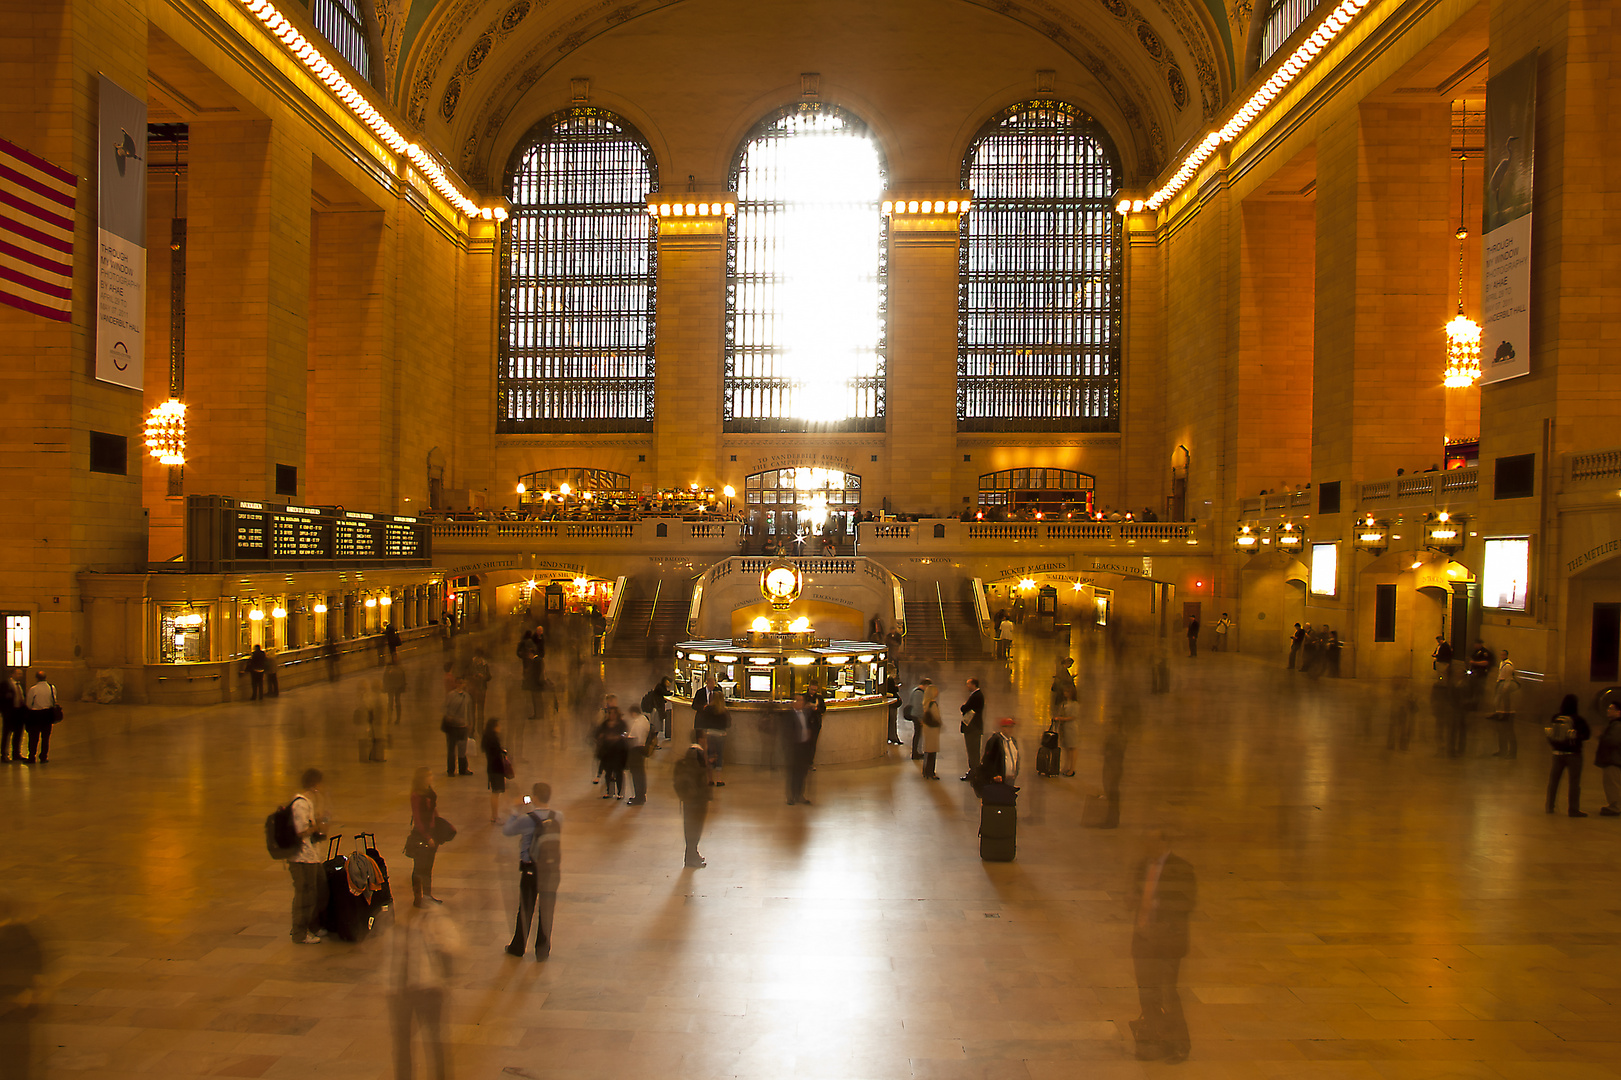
(4, 624), (1620, 1080)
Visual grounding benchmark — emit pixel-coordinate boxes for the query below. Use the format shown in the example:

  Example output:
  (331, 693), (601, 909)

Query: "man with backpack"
(1546, 693), (1591, 817)
(284, 768), (330, 944)
(503, 782), (562, 960)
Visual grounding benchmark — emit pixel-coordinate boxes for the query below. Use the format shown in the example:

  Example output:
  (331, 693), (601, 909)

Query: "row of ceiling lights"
(234, 0), (504, 222)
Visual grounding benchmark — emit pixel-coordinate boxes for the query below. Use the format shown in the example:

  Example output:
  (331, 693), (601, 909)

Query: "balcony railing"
(1359, 467), (1478, 505)
(857, 519), (1204, 551)
(1568, 447), (1621, 484)
(431, 517), (739, 553)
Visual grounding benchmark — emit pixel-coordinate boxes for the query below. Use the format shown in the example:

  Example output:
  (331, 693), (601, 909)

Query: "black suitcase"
(319, 838), (386, 942)
(979, 782), (1018, 861)
(358, 832), (393, 909)
(1036, 726), (1060, 777)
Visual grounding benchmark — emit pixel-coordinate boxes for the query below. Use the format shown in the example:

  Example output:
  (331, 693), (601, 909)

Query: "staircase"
(901, 581), (985, 661)
(604, 578), (692, 658)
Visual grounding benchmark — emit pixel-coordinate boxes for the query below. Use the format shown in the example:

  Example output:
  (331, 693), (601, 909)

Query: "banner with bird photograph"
(1478, 50), (1535, 386)
(96, 74), (147, 390)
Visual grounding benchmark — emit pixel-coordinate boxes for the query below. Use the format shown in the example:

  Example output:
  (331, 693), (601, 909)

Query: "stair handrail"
(935, 582), (949, 643)
(599, 575), (630, 655)
(645, 579), (663, 639)
(970, 578), (995, 655)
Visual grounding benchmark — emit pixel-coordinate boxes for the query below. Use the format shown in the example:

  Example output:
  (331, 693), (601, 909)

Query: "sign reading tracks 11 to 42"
(1479, 49), (1536, 386)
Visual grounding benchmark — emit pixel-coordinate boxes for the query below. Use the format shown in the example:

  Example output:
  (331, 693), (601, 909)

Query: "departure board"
(185, 496), (431, 572)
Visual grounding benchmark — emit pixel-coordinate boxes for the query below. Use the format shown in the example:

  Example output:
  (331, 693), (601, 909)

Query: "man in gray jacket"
(907, 677), (931, 760)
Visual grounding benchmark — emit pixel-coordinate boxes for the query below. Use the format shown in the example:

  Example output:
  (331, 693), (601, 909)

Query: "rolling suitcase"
(319, 838), (382, 943)
(979, 781), (1018, 862)
(1036, 725), (1060, 777)
(358, 832), (393, 909)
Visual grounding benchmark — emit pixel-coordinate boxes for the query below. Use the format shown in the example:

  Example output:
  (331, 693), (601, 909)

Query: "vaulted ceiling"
(370, 0), (1247, 190)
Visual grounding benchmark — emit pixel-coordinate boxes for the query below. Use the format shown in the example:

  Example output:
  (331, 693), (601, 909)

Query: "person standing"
(595, 705), (628, 800)
(1432, 636), (1454, 680)
(783, 695), (815, 804)
(245, 645), (268, 701)
(624, 704), (651, 805)
(466, 647), (492, 735)
(1492, 649), (1520, 758)
(1, 668), (25, 763)
(406, 768), (446, 907)
(383, 656), (407, 725)
(644, 676), (672, 744)
(959, 677), (985, 782)
(883, 672), (902, 746)
(21, 671), (57, 765)
(383, 621), (401, 660)
(1465, 640), (1494, 704)
(692, 674), (728, 782)
(1185, 615), (1200, 658)
(287, 768), (330, 943)
(1214, 613), (1231, 652)
(996, 615), (1014, 660)
(482, 717), (508, 823)
(804, 682), (827, 770)
(441, 676), (472, 777)
(503, 783), (562, 960)
(1546, 694), (1591, 817)
(1595, 700), (1621, 817)
(673, 745), (712, 864)
(918, 684), (942, 779)
(979, 717), (1020, 786)
(1052, 658), (1079, 777)
(1287, 624), (1304, 670)
(907, 677), (930, 761)
(1129, 832), (1196, 1063)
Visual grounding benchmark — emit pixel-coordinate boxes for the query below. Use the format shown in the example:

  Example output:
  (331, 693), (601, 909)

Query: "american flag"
(0, 136), (77, 321)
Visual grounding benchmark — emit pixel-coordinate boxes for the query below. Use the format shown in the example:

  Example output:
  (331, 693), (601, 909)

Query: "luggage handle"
(355, 831), (380, 850)
(326, 836), (342, 860)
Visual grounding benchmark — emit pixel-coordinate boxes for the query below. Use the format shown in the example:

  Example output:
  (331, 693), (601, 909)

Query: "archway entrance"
(744, 467), (861, 553)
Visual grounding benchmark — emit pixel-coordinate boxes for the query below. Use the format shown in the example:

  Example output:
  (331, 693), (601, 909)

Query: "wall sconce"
(313, 603), (327, 613)
(380, 596), (392, 606)
(364, 597), (378, 608)
(1425, 511), (1465, 553)
(270, 606), (287, 619)
(1353, 516), (1388, 554)
(247, 609), (264, 621)
(1234, 524), (1259, 552)
(1276, 523), (1304, 551)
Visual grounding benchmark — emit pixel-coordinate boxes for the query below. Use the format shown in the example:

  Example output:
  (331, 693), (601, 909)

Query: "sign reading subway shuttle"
(1479, 49), (1536, 386)
(96, 75), (147, 390)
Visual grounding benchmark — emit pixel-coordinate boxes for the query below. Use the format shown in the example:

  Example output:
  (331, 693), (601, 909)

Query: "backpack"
(265, 800), (301, 860)
(1546, 715), (1576, 748)
(641, 689), (659, 714)
(528, 811), (561, 867)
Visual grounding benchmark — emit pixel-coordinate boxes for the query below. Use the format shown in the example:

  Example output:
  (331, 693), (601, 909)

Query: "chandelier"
(1443, 152), (1481, 388)
(144, 398), (187, 465)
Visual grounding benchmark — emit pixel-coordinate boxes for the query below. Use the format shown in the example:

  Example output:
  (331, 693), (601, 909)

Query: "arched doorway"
(744, 467), (861, 553)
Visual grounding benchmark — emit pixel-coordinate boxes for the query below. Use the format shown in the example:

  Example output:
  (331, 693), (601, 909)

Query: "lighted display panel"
(1483, 537), (1530, 610)
(1310, 542), (1339, 596)
(958, 101), (1122, 432)
(726, 104), (887, 432)
(500, 108), (657, 433)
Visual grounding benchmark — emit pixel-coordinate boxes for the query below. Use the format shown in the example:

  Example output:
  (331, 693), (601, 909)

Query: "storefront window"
(1483, 537), (1530, 610)
(1310, 543), (1339, 597)
(4, 613), (32, 668)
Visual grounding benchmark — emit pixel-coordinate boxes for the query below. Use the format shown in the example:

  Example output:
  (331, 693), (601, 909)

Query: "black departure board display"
(186, 496), (432, 572)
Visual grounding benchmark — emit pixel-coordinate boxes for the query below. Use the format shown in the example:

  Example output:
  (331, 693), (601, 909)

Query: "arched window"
(312, 0), (371, 80)
(1254, 0), (1322, 71)
(726, 104), (886, 433)
(958, 101), (1122, 432)
(499, 108), (658, 433)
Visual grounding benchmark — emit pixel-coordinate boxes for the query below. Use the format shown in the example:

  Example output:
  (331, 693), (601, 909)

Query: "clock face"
(765, 567), (798, 598)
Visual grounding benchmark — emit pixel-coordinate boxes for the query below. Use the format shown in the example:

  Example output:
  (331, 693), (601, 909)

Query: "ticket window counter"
(159, 607), (211, 664)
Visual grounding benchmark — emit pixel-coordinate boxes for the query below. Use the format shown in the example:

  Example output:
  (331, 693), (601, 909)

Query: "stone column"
(652, 216), (725, 490)
(885, 209), (959, 513)
(184, 118), (311, 500)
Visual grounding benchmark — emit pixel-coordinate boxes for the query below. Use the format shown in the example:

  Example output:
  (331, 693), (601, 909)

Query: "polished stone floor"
(4, 625), (1620, 1080)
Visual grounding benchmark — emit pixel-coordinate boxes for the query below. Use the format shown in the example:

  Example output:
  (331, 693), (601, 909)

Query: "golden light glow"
(313, 603), (327, 613)
(750, 616), (771, 632)
(765, 567), (799, 599)
(1018, 577), (1036, 590)
(1444, 313), (1482, 387)
(248, 609), (264, 621)
(380, 596), (392, 606)
(559, 483), (571, 496)
(364, 597), (377, 608)
(788, 656), (814, 665)
(144, 398), (187, 465)
(789, 616), (811, 633)
(723, 485), (736, 499)
(516, 482), (526, 494)
(270, 606), (287, 619)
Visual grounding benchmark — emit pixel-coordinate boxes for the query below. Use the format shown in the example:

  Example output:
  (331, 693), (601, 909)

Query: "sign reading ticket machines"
(1479, 50), (1536, 386)
(96, 75), (147, 390)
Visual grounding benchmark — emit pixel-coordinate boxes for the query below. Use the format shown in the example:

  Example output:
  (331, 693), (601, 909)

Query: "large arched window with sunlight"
(499, 108), (658, 433)
(726, 104), (887, 433)
(958, 101), (1122, 432)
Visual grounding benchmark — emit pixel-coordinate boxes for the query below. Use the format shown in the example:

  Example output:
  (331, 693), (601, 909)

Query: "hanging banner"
(1478, 50), (1536, 386)
(96, 74), (146, 389)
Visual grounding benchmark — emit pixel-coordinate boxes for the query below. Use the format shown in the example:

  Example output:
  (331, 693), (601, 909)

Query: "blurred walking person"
(383, 656), (407, 725)
(918, 684), (942, 779)
(959, 677), (985, 782)
(784, 695), (815, 803)
(624, 704), (651, 805)
(1491, 650), (1520, 758)
(595, 704), (628, 800)
(466, 647), (492, 735)
(440, 675), (472, 777)
(287, 768), (330, 943)
(674, 744), (712, 865)
(482, 717), (509, 823)
(1130, 831), (1196, 1063)
(390, 904), (459, 1080)
(2, 668), (26, 763)
(1595, 700), (1621, 816)
(907, 677), (930, 760)
(0, 894), (45, 1080)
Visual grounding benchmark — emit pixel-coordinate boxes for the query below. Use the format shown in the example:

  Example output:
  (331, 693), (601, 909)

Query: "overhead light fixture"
(248, 608), (264, 621)
(313, 603), (327, 613)
(364, 597), (377, 608)
(1147, 0), (1375, 211)
(270, 606), (287, 619)
(144, 398), (187, 465)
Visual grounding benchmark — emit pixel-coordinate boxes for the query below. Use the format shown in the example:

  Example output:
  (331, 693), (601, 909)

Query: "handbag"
(500, 750), (515, 779)
(430, 816), (457, 844)
(403, 830), (429, 857)
(48, 684), (63, 725)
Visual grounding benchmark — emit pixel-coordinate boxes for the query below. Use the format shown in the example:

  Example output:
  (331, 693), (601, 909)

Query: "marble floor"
(4, 626), (1620, 1080)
